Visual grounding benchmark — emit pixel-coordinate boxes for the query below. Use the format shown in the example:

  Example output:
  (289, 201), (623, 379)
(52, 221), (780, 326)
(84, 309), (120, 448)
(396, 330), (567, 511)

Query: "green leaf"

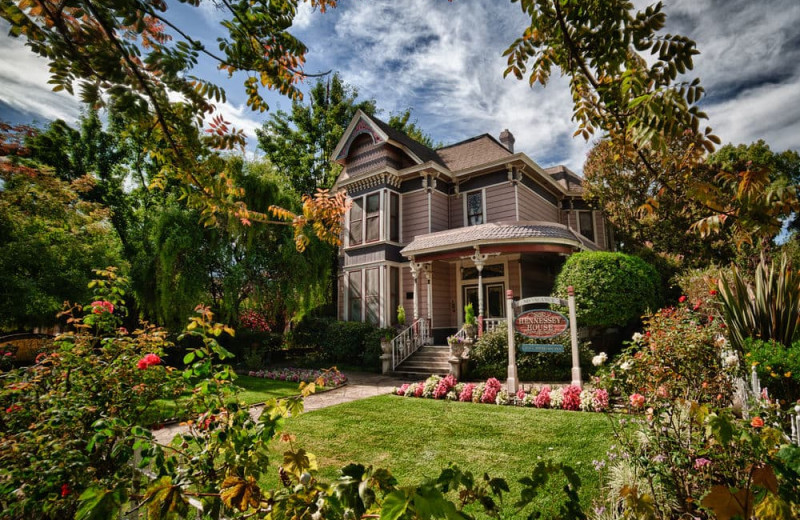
(75, 487), (126, 520)
(183, 351), (195, 364)
(380, 490), (411, 520)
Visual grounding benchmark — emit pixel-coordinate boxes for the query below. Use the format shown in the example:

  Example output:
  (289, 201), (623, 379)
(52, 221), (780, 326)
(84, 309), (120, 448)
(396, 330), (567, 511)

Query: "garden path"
(151, 372), (406, 445)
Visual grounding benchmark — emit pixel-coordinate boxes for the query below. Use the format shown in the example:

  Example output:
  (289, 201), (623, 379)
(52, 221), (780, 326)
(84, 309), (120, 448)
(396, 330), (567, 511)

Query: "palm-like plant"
(718, 254), (800, 349)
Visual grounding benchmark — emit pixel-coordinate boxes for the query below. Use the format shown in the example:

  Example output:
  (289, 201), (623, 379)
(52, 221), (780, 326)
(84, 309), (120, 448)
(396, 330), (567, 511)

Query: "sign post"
(506, 290), (518, 393)
(506, 288), (582, 393)
(567, 286), (581, 387)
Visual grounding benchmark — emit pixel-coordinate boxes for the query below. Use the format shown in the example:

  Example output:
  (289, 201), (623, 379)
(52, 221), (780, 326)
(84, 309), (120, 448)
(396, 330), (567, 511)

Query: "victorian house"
(332, 111), (611, 370)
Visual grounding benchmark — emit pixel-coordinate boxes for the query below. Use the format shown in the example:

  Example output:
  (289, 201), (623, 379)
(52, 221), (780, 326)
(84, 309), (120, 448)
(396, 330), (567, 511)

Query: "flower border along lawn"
(272, 394), (614, 518)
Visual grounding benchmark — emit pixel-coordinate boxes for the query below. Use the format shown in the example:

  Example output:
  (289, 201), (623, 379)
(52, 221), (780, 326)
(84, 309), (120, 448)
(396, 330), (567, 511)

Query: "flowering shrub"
(248, 367), (347, 387)
(744, 338), (800, 403)
(239, 309), (271, 332)
(597, 296), (734, 405)
(393, 377), (610, 413)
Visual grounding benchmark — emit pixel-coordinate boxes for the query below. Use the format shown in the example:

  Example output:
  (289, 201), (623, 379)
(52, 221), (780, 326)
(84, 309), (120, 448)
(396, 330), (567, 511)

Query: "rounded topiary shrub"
(553, 251), (661, 329)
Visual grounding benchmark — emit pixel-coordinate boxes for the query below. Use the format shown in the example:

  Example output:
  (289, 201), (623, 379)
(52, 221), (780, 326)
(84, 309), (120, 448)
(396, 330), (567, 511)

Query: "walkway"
(152, 372), (406, 445)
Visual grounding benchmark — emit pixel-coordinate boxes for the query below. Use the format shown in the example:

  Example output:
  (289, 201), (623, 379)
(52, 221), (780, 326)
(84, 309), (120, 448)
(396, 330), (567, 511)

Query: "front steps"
(393, 345), (451, 378)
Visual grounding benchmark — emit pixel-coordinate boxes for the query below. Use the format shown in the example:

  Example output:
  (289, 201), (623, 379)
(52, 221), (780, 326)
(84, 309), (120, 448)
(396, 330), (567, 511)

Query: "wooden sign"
(520, 344), (564, 353)
(514, 310), (568, 339)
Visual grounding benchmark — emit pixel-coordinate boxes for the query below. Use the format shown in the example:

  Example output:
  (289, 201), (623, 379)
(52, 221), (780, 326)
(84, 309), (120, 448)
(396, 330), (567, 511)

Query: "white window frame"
(463, 188), (486, 227)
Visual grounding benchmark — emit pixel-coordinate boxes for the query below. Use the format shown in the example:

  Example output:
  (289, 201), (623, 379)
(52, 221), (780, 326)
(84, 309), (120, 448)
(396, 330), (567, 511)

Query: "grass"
(269, 395), (614, 518)
(142, 375), (304, 425)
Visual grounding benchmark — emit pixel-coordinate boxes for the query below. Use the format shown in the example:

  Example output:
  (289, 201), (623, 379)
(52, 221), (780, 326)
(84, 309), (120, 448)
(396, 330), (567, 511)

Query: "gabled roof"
(435, 134), (512, 172)
(544, 165), (584, 194)
(330, 110), (444, 167)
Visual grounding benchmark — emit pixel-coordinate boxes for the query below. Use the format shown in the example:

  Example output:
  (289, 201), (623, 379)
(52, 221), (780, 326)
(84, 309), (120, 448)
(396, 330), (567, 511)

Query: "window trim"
(463, 188), (486, 227)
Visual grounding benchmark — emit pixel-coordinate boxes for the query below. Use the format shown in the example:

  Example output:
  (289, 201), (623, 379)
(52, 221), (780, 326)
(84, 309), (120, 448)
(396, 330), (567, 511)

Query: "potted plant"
(447, 335), (465, 358)
(463, 303), (477, 340)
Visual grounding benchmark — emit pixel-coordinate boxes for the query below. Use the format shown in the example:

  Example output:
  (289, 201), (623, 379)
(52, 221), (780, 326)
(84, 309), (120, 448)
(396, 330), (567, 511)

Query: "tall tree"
(257, 73), (377, 195)
(0, 123), (123, 331)
(504, 0), (798, 249)
(1, 0), (346, 243)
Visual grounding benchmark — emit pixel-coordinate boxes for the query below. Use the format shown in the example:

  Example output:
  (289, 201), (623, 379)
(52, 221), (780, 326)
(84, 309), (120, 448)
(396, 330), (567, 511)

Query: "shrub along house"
(332, 111), (612, 373)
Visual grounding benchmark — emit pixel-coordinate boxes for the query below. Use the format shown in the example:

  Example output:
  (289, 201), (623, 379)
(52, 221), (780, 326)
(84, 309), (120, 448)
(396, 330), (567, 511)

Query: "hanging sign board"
(514, 310), (569, 339)
(520, 344), (564, 353)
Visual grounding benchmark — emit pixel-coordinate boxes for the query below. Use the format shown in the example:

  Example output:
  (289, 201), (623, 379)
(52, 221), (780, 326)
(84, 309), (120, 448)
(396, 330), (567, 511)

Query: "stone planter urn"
(464, 324), (477, 341)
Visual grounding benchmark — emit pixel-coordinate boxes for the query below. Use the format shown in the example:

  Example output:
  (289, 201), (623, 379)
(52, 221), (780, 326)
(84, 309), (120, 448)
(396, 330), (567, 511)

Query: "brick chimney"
(499, 129), (515, 153)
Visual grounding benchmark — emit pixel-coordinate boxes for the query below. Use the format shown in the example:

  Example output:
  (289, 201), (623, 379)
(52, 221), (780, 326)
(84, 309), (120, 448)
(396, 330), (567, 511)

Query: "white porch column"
(409, 260), (422, 321)
(469, 247), (490, 335)
(423, 263), (433, 324)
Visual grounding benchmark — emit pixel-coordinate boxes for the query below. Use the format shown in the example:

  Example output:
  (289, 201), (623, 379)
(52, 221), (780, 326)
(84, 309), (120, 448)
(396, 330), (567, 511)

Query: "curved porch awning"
(400, 221), (597, 261)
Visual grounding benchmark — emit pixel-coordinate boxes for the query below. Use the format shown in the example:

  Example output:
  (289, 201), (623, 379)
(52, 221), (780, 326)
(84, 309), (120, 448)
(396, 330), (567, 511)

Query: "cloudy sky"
(1, 0), (799, 173)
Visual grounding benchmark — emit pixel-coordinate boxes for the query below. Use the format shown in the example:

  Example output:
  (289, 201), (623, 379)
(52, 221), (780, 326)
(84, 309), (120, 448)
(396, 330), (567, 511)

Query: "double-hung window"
(349, 192), (383, 246)
(466, 190), (484, 226)
(389, 192), (400, 242)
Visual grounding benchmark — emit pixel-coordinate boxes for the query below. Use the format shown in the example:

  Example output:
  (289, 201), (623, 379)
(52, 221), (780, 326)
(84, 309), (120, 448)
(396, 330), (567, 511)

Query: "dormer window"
(466, 190), (484, 226)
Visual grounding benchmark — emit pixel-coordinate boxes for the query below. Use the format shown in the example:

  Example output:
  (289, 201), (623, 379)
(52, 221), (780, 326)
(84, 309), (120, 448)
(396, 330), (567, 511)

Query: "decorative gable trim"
(335, 117), (385, 161)
(341, 172), (402, 194)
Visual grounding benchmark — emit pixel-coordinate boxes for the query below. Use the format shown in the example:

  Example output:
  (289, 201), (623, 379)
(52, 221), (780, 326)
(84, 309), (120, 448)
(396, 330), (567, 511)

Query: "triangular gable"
(331, 110), (389, 163)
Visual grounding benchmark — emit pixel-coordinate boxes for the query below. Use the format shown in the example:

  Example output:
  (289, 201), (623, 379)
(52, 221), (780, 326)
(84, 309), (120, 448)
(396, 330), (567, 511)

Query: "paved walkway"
(152, 372), (406, 445)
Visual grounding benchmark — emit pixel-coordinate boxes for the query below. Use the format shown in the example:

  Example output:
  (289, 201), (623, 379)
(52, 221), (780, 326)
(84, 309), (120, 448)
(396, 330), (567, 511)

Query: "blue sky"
(1, 0), (799, 173)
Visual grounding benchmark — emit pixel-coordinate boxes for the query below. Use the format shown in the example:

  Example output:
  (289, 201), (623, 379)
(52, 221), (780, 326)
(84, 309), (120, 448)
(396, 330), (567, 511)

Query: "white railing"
(391, 318), (431, 369)
(482, 318), (504, 335)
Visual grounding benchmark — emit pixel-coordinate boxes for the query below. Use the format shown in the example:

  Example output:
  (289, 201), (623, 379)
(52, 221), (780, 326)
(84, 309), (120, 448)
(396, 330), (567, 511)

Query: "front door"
(462, 283), (506, 320)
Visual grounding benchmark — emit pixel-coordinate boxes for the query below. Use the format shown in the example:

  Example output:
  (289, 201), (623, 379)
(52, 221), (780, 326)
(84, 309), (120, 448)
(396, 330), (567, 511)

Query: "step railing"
(391, 318), (431, 370)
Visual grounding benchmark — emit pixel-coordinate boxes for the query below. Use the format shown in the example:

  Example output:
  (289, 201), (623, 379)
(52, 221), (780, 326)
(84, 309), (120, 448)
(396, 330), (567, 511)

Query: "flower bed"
(247, 367), (347, 387)
(394, 375), (609, 412)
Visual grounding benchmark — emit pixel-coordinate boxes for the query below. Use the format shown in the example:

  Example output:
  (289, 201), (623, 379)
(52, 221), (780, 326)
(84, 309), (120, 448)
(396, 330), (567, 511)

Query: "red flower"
(91, 300), (114, 314)
(709, 289), (718, 296)
(678, 295), (687, 303)
(61, 484), (70, 497)
(5, 404), (21, 413)
(751, 416), (764, 428)
(137, 353), (161, 369)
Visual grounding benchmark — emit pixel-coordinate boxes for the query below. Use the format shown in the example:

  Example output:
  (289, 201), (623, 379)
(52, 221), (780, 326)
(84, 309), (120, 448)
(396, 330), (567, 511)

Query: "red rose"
(61, 484), (70, 497)
(91, 300), (114, 314)
(678, 295), (687, 303)
(709, 289), (718, 296)
(143, 353), (161, 366)
(137, 358), (148, 370)
(751, 416), (764, 428)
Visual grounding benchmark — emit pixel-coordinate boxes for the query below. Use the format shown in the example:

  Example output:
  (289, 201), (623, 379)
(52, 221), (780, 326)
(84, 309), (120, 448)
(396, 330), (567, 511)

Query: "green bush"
(468, 326), (595, 382)
(222, 329), (284, 369)
(744, 338), (800, 404)
(553, 251), (661, 328)
(289, 315), (390, 370)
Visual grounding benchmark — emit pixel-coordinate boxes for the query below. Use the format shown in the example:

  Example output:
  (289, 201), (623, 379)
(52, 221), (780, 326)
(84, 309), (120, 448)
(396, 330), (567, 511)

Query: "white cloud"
(0, 30), (81, 122)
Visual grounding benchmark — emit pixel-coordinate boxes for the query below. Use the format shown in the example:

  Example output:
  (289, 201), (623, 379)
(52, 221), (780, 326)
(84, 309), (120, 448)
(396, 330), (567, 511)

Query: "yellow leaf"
(701, 485), (752, 520)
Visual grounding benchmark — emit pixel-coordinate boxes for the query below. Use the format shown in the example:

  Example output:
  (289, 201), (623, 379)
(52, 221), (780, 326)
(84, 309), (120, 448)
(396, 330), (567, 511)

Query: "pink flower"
(137, 358), (149, 370)
(678, 295), (687, 303)
(629, 393), (646, 409)
(459, 383), (475, 402)
(397, 384), (410, 396)
(91, 300), (114, 314)
(693, 458), (711, 470)
(118, 327), (128, 335)
(516, 388), (526, 400)
(137, 353), (161, 369)
(562, 385), (582, 411)
(534, 386), (551, 408)
(414, 384), (424, 397)
(592, 388), (609, 411)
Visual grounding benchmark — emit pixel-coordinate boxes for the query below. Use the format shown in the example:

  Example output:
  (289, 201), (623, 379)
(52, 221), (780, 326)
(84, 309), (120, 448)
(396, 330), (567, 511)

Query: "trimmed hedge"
(553, 251), (661, 328)
(289, 316), (391, 370)
(468, 326), (595, 382)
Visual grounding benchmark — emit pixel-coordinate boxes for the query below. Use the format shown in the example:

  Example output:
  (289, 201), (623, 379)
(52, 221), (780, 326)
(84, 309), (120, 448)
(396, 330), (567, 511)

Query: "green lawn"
(143, 375), (304, 425)
(270, 395), (614, 518)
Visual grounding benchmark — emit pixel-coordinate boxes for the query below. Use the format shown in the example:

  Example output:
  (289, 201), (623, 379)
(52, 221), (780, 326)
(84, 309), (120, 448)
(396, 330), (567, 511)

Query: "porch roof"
(400, 221), (597, 258)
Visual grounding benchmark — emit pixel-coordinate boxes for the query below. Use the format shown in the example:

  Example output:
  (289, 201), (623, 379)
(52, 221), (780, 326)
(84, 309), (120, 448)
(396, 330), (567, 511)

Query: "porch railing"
(482, 318), (504, 335)
(391, 318), (431, 370)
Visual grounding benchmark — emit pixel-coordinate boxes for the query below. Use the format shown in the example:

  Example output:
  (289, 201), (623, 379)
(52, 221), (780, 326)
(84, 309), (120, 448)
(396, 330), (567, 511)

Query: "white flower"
(715, 335), (728, 348)
(592, 352), (608, 366)
(632, 332), (644, 343)
(724, 354), (738, 368)
(620, 361), (632, 371)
